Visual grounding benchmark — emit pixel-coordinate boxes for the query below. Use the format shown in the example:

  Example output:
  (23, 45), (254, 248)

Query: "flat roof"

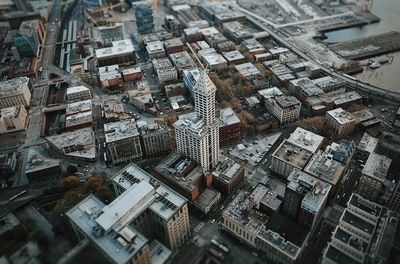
(362, 152), (391, 182)
(194, 188), (221, 209)
(290, 77), (324, 97)
(287, 127), (324, 153)
(222, 50), (245, 62)
(275, 95), (301, 109)
(66, 195), (148, 264)
(122, 66), (141, 75)
(99, 65), (121, 81)
(357, 132), (378, 153)
(95, 39), (134, 59)
(272, 140), (313, 170)
(212, 156), (242, 183)
(169, 51), (196, 70)
(235, 62), (261, 79)
(304, 151), (345, 186)
(219, 107), (240, 126)
(66, 99), (92, 116)
(0, 76), (30, 97)
(154, 152), (203, 192)
(146, 41), (165, 54)
(97, 181), (155, 232)
(111, 163), (187, 221)
(258, 87), (283, 100)
(104, 118), (139, 143)
(66, 85), (90, 95)
(65, 111), (93, 128)
(46, 127), (95, 159)
(287, 168), (331, 214)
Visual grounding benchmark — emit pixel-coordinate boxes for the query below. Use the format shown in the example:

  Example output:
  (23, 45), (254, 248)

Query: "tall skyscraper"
(174, 71), (219, 171)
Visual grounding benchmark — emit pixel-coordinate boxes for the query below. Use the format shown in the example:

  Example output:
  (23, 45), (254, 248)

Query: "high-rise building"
(174, 71), (219, 171)
(135, 4), (154, 34)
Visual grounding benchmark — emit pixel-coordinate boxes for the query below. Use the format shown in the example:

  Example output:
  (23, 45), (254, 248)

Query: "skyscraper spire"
(174, 71), (219, 171)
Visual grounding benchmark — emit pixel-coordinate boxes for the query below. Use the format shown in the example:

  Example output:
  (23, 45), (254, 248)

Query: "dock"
(329, 31), (400, 60)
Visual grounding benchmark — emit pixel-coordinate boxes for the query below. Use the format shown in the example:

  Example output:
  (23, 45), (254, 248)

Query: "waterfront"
(324, 0), (400, 92)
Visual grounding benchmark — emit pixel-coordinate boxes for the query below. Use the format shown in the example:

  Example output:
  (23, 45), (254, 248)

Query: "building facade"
(174, 71), (219, 171)
(0, 105), (28, 134)
(140, 124), (172, 158)
(0, 77), (32, 108)
(326, 108), (356, 138)
(104, 119), (143, 164)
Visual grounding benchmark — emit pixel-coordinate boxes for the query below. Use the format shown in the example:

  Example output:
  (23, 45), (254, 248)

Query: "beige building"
(271, 128), (324, 178)
(267, 95), (301, 124)
(0, 105), (28, 134)
(67, 163), (189, 264)
(326, 108), (356, 138)
(111, 164), (191, 250)
(0, 77), (32, 108)
(357, 152), (391, 202)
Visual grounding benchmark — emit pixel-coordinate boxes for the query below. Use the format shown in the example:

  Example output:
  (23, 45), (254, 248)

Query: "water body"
(324, 0), (400, 92)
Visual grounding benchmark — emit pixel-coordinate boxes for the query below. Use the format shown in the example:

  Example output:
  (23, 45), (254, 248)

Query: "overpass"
(229, 2), (400, 104)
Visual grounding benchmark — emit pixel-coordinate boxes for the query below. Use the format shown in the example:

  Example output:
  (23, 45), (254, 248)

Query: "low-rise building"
(65, 99), (93, 131)
(234, 62), (263, 80)
(322, 194), (398, 264)
(0, 151), (17, 179)
(102, 98), (127, 122)
(263, 60), (296, 84)
(169, 51), (197, 77)
(98, 64), (122, 90)
(104, 119), (143, 164)
(218, 107), (241, 143)
(212, 156), (244, 195)
(0, 105), (28, 134)
(66, 85), (91, 103)
(45, 127), (96, 161)
(304, 145), (345, 188)
(284, 169), (331, 230)
(152, 57), (178, 82)
(289, 77), (324, 105)
(357, 132), (378, 157)
(0, 77), (32, 108)
(357, 152), (391, 202)
(146, 41), (166, 59)
(222, 21), (252, 43)
(164, 37), (184, 55)
(271, 128), (324, 178)
(96, 39), (135, 67)
(194, 188), (221, 214)
(25, 148), (61, 183)
(266, 95), (301, 124)
(154, 152), (205, 202)
(139, 124), (172, 158)
(122, 66), (142, 82)
(222, 50), (246, 65)
(326, 108), (356, 138)
(242, 38), (266, 55)
(198, 48), (227, 71)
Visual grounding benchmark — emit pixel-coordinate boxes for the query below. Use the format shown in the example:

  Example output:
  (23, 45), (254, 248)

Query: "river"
(324, 0), (400, 92)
